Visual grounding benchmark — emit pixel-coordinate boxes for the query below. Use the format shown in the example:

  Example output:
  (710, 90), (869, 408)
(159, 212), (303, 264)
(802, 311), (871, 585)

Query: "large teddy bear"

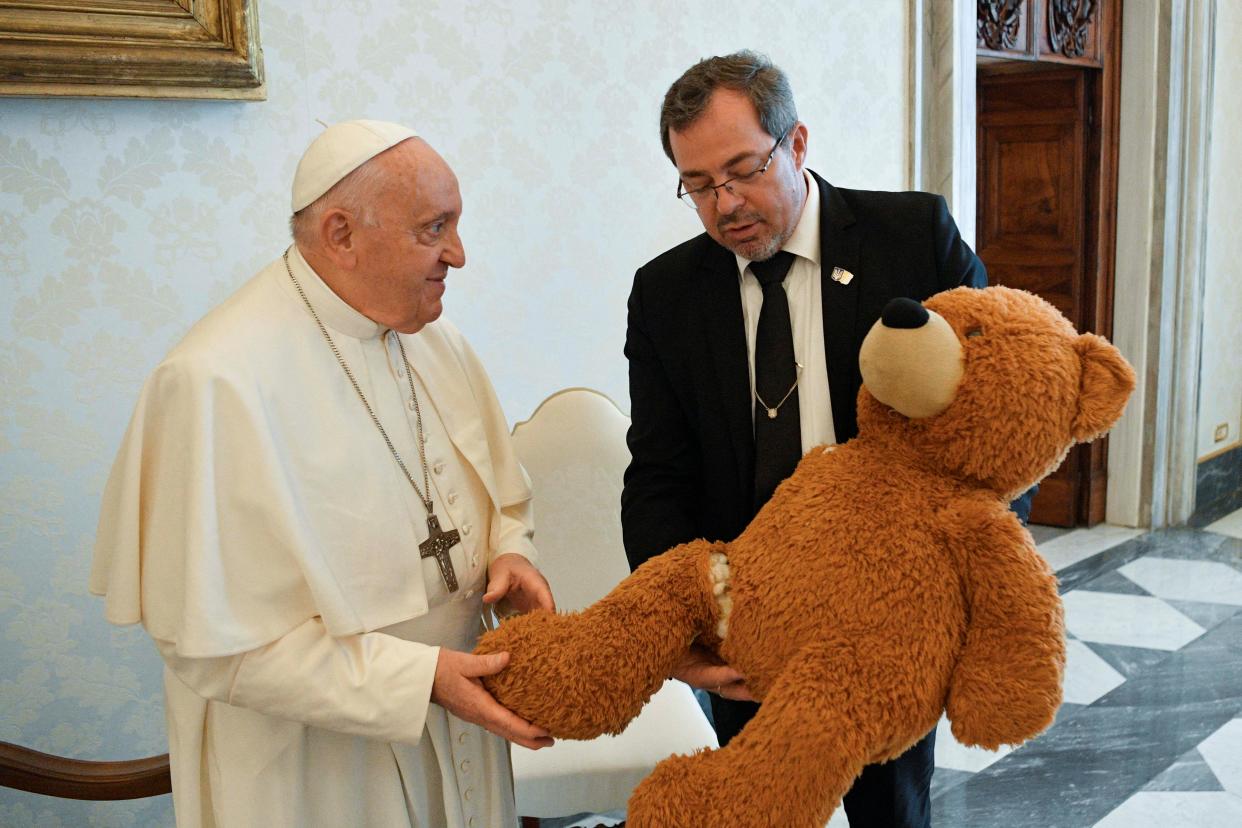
(477, 285), (1135, 827)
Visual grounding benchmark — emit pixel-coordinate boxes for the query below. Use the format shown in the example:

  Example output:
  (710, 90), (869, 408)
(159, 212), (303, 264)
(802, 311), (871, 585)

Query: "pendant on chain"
(419, 513), (461, 593)
(757, 362), (803, 422)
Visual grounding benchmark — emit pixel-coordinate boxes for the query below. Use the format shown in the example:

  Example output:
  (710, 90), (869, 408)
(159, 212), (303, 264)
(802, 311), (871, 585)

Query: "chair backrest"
(511, 388), (632, 613)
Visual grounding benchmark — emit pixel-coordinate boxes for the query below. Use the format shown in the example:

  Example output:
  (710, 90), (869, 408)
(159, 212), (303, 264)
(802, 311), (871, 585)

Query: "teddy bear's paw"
(627, 750), (825, 828)
(626, 752), (729, 828)
(948, 695), (1057, 750)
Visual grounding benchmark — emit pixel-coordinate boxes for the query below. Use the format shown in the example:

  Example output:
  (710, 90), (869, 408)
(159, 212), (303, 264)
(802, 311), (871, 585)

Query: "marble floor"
(542, 508), (1242, 828)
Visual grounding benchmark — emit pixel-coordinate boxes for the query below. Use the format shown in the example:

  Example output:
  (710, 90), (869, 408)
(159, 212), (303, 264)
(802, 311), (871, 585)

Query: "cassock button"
(460, 759), (472, 773)
(462, 523), (472, 536)
(407, 399), (416, 411)
(464, 589), (475, 599)
(458, 732), (468, 745)
(447, 491), (459, 505)
(434, 461), (445, 475)
(471, 552), (479, 567)
(468, 817), (477, 827)
(463, 787), (473, 801)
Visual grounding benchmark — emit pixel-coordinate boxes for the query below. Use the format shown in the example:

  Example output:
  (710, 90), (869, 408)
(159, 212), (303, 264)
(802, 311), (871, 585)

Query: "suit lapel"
(696, 242), (755, 498)
(815, 172), (864, 442)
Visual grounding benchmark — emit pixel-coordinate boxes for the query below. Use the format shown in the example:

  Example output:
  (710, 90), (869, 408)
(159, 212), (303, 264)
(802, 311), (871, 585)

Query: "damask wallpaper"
(1199, 0), (1242, 460)
(0, 0), (913, 823)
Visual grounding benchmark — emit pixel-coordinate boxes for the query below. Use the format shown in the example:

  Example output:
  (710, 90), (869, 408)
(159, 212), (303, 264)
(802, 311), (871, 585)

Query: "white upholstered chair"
(508, 388), (718, 823)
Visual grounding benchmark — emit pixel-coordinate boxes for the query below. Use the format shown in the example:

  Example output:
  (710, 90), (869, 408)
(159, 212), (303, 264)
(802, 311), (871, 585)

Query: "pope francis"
(90, 120), (555, 827)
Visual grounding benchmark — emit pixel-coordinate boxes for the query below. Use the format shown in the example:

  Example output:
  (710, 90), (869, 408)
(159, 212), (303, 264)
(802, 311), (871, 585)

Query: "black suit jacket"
(621, 172), (987, 569)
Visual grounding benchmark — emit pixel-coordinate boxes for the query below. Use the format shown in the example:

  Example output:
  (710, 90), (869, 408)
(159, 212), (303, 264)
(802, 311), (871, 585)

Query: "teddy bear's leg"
(475, 539), (724, 739)
(627, 635), (916, 828)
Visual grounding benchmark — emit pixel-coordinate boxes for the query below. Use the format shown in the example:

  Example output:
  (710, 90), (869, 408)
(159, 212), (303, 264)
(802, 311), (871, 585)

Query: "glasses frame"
(676, 131), (788, 209)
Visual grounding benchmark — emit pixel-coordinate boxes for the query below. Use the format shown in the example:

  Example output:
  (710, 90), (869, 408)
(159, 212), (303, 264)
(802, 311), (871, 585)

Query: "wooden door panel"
(982, 123), (1080, 252)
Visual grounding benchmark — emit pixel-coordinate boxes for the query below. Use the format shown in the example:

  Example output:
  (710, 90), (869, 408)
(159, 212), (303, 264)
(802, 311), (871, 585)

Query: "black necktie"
(750, 250), (801, 510)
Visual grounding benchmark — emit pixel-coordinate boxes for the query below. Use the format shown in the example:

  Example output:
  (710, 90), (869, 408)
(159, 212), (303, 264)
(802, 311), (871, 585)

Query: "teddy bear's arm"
(943, 499), (1065, 750)
(627, 634), (902, 828)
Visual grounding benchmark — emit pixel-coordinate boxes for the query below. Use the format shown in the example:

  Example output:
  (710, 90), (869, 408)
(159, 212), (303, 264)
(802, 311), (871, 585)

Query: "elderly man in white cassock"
(90, 120), (556, 827)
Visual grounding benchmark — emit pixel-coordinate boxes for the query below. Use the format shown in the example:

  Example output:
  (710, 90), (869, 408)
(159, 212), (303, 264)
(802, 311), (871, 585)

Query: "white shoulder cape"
(90, 258), (532, 658)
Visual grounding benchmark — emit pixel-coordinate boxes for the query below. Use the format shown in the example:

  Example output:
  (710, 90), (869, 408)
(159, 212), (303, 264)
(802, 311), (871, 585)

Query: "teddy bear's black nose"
(881, 297), (930, 329)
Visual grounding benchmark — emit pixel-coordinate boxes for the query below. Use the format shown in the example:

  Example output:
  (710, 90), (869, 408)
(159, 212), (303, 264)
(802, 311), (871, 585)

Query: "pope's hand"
(431, 649), (555, 750)
(483, 553), (555, 614)
(672, 644), (755, 702)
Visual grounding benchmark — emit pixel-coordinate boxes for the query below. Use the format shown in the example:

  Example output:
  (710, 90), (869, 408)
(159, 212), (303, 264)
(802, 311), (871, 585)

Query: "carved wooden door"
(977, 66), (1090, 526)
(973, 0), (1122, 528)
(976, 0), (1120, 528)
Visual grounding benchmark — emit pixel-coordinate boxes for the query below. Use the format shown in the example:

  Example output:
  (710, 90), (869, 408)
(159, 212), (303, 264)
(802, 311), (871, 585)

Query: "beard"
(716, 210), (788, 261)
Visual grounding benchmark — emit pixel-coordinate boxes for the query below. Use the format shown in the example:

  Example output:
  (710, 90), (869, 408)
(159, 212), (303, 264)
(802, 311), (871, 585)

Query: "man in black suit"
(621, 51), (1032, 827)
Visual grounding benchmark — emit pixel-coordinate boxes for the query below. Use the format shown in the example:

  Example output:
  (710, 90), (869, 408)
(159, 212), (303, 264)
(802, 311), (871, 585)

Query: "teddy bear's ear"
(1070, 333), (1136, 443)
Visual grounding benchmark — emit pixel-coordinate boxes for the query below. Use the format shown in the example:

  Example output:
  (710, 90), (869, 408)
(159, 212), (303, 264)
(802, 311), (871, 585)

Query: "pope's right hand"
(431, 649), (555, 750)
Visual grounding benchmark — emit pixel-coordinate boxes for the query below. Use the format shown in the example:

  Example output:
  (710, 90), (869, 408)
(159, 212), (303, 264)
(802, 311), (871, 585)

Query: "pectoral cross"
(419, 513), (461, 592)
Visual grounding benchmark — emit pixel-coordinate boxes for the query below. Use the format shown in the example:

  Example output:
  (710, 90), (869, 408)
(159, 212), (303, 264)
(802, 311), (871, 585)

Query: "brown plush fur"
(477, 286), (1135, 827)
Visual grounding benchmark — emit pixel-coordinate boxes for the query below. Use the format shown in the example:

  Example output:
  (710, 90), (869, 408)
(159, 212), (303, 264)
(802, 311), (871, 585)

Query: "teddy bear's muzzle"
(859, 298), (964, 419)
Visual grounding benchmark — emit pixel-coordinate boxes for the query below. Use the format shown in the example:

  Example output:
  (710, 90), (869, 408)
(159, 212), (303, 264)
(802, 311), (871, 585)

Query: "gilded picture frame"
(0, 0), (264, 100)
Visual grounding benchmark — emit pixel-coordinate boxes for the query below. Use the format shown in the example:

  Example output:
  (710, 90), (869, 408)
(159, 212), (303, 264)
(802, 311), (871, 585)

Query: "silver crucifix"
(419, 513), (461, 592)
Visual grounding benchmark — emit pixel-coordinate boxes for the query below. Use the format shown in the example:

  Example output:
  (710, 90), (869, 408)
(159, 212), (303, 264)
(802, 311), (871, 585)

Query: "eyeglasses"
(676, 132), (787, 210)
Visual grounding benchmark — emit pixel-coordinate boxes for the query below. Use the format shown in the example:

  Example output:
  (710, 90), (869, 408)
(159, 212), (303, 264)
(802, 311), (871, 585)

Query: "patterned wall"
(0, 1), (912, 823)
(1199, 0), (1242, 460)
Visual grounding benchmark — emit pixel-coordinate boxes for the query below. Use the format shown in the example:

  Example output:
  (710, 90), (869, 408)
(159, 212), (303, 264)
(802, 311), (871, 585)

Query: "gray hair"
(289, 157), (388, 245)
(659, 50), (798, 165)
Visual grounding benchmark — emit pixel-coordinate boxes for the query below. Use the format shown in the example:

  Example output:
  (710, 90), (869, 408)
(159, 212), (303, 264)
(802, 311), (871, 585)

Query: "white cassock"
(90, 245), (536, 828)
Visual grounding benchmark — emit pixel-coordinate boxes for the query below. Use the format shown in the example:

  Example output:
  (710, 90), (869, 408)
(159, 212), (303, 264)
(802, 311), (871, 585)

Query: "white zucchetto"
(290, 119), (419, 213)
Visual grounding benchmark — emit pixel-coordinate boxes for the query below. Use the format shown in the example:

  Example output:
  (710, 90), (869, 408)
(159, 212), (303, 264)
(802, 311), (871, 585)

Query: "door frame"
(915, 0), (1217, 527)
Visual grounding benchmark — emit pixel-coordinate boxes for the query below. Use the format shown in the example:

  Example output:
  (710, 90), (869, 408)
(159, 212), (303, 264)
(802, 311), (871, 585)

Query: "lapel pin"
(830, 267), (854, 285)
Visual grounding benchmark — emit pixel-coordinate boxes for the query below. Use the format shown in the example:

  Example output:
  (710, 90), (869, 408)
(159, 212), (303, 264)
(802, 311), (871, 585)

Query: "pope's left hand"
(483, 553), (555, 614)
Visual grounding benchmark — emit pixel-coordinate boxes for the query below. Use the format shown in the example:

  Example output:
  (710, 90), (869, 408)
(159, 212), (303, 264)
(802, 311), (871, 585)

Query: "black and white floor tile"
(544, 509), (1242, 828)
(931, 510), (1242, 827)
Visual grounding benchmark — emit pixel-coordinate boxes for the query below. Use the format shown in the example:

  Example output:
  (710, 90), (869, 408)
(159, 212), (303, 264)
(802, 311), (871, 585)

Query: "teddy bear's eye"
(965, 326), (984, 339)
